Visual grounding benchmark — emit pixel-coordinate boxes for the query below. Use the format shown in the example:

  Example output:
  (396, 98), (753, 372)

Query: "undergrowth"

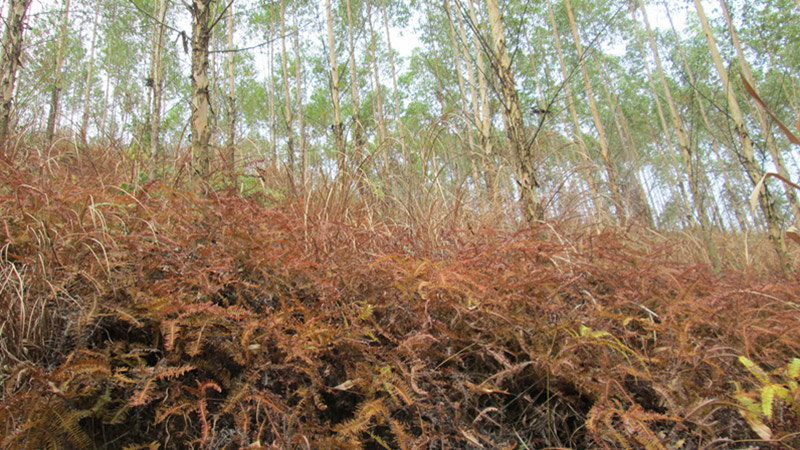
(1, 143), (799, 449)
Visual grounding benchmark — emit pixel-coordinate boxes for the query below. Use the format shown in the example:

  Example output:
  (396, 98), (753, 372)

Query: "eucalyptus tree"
(149, 0), (169, 173)
(380, 0), (407, 174)
(442, 0), (479, 188)
(45, 0), (72, 144)
(719, 0), (800, 219)
(739, 0), (800, 115)
(189, 0), (216, 179)
(291, 0), (309, 184)
(596, 55), (654, 226)
(463, 0), (496, 197)
(279, 0), (295, 173)
(325, 0), (345, 179)
(97, 1), (150, 142)
(545, 0), (601, 218)
(344, 0), (366, 185)
(484, 0), (544, 222)
(0, 0), (33, 142)
(249, 2), (280, 165)
(225, 1), (235, 169)
(659, 5), (739, 229)
(415, 1), (477, 189)
(563, 0), (624, 218)
(80, 0), (102, 142)
(633, 0), (719, 266)
(365, 0), (386, 151)
(692, 0), (790, 272)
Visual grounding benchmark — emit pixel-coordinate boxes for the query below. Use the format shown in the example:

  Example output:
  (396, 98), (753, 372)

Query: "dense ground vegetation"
(1, 143), (799, 449)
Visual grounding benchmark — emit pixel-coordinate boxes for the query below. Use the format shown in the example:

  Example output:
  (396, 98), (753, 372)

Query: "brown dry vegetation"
(1, 143), (799, 449)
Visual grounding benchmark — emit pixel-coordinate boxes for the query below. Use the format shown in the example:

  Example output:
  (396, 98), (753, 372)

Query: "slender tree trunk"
(345, 0), (366, 187)
(366, 0), (387, 175)
(226, 1), (236, 176)
(326, 0), (345, 180)
(711, 142), (750, 231)
(465, 0), (496, 198)
(485, 0), (543, 223)
(444, 0), (480, 191)
(292, 3), (306, 185)
(279, 0), (295, 172)
(381, 0), (407, 173)
(719, 0), (800, 219)
(665, 4), (743, 229)
(79, 0), (101, 142)
(455, 0), (490, 200)
(597, 57), (654, 227)
(546, 0), (601, 219)
(693, 0), (790, 273)
(149, 0), (168, 176)
(209, 25), (219, 148)
(46, 0), (71, 144)
(101, 73), (110, 139)
(268, 21), (277, 167)
(190, 0), (214, 179)
(564, 0), (623, 218)
(632, 1), (691, 225)
(595, 55), (653, 226)
(0, 0), (32, 143)
(637, 0), (719, 267)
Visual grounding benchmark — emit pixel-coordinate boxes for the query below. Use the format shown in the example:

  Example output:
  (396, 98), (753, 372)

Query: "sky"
(384, 2), (690, 66)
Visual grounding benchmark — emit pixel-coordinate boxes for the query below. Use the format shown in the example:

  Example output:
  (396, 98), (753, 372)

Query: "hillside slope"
(1, 146), (799, 449)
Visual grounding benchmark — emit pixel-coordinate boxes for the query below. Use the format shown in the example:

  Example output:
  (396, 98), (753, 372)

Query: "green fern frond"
(761, 385), (776, 419)
(788, 358), (800, 379)
(738, 356), (770, 385)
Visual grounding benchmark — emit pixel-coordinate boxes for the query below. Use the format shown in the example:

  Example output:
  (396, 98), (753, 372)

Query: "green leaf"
(739, 356), (770, 384)
(579, 325), (611, 339)
(761, 385), (775, 419)
(788, 358), (800, 379)
(773, 385), (791, 403)
(735, 393), (760, 415)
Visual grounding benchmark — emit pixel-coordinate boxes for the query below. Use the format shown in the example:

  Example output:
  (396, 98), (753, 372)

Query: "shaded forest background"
(2, 0), (799, 255)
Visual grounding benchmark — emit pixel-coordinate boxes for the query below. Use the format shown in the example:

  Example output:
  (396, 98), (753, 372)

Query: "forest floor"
(1, 143), (799, 450)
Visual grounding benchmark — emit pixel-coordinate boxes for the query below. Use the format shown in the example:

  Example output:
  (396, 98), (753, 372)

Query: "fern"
(154, 364), (195, 381)
(388, 417), (412, 450)
(733, 356), (800, 440)
(334, 398), (388, 437)
(130, 375), (157, 406)
(104, 402), (132, 425)
(122, 442), (161, 450)
(52, 404), (92, 449)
